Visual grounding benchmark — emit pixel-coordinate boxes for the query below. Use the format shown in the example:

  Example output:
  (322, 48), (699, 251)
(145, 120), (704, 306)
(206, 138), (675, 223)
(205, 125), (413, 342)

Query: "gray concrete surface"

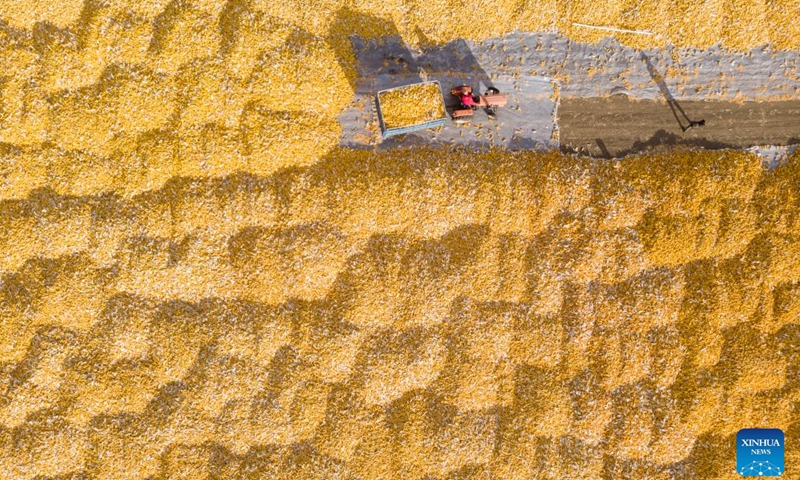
(338, 36), (559, 150)
(338, 32), (800, 152)
(465, 33), (800, 101)
(337, 73), (559, 150)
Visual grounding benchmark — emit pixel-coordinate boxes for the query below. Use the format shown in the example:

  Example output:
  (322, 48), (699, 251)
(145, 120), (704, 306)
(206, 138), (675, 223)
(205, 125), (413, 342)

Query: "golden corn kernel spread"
(378, 83), (446, 129)
(0, 0), (798, 479)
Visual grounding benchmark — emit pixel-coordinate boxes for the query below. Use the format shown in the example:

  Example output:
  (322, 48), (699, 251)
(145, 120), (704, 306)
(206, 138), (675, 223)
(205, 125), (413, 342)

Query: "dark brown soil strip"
(558, 95), (800, 158)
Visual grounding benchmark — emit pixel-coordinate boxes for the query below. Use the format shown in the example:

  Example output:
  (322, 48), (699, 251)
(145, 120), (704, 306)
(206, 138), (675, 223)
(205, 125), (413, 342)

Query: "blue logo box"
(737, 428), (784, 476)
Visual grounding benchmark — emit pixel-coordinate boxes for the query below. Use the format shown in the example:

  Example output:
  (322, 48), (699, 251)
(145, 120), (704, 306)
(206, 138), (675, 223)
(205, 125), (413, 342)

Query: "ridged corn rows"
(3, 0), (800, 49)
(1, 147), (799, 479)
(0, 0), (799, 479)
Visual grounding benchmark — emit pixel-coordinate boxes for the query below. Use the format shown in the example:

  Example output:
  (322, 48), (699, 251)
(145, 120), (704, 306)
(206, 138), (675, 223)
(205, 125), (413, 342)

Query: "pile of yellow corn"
(0, 146), (798, 478)
(378, 83), (446, 129)
(1, 0), (799, 478)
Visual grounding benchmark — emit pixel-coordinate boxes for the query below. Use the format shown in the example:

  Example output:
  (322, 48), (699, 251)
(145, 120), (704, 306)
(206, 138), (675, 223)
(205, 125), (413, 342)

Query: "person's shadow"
(640, 52), (705, 132)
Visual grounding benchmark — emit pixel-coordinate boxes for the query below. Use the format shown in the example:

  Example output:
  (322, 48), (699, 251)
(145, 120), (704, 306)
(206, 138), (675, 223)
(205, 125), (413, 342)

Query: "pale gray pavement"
(338, 33), (800, 154)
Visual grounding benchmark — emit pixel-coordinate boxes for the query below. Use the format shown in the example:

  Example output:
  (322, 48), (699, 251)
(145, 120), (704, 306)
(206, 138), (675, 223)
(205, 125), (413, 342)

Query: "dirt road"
(558, 95), (800, 158)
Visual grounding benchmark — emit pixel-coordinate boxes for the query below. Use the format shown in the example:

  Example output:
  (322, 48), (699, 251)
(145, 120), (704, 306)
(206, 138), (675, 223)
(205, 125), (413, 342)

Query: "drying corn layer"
(378, 83), (445, 129)
(0, 0), (798, 479)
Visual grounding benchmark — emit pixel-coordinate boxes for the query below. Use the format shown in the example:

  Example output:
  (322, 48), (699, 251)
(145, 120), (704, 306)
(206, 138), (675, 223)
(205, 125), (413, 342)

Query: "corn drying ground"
(0, 0), (799, 478)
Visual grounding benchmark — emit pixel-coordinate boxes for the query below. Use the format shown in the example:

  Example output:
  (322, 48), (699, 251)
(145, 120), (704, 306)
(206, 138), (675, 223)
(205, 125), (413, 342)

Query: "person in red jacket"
(460, 92), (479, 109)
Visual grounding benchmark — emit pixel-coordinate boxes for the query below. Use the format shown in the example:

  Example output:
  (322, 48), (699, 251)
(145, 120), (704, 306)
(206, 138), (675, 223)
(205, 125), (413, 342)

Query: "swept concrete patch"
(340, 33), (800, 154)
(466, 33), (800, 101)
(338, 36), (559, 150)
(748, 144), (800, 169)
(338, 73), (559, 150)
